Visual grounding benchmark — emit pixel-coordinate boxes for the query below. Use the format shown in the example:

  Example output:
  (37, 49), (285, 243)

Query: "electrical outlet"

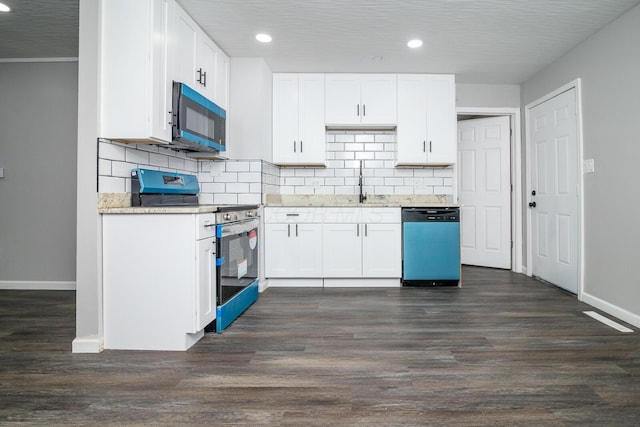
(311, 179), (322, 189)
(583, 159), (595, 174)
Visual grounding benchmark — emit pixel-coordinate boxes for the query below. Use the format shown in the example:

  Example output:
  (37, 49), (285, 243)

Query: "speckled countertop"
(98, 193), (219, 214)
(264, 194), (457, 207)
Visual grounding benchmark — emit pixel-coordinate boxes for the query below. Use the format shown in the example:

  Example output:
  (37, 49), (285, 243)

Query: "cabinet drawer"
(196, 213), (217, 240)
(361, 208), (400, 223)
(264, 207), (323, 223)
(322, 208), (361, 223)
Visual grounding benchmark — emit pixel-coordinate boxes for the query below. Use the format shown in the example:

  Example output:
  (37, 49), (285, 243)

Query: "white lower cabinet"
(103, 213), (216, 351)
(265, 207), (401, 286)
(265, 222), (323, 278)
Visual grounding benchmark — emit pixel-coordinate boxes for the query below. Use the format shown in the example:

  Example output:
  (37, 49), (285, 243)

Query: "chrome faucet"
(359, 160), (367, 203)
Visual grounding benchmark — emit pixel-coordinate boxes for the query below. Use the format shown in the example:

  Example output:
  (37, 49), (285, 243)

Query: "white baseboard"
(267, 278), (323, 287)
(72, 336), (104, 353)
(0, 280), (76, 290)
(581, 291), (640, 329)
(323, 278), (401, 288)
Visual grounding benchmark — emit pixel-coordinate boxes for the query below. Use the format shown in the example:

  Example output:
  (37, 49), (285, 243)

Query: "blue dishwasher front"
(402, 207), (460, 286)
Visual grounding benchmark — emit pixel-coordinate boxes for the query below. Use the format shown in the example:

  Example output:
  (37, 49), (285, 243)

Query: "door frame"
(524, 78), (584, 298)
(455, 107), (523, 273)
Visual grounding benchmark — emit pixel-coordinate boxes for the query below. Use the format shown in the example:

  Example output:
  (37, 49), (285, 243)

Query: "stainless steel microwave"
(171, 82), (226, 154)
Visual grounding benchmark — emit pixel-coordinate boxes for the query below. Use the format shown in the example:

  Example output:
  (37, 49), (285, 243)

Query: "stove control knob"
(246, 211), (254, 217)
(224, 213), (231, 221)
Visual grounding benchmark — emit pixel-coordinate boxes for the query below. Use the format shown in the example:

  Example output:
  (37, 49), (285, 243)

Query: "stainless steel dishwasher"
(402, 207), (461, 286)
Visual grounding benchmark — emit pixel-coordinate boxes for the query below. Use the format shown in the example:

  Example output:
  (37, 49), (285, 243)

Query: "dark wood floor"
(1, 266), (639, 426)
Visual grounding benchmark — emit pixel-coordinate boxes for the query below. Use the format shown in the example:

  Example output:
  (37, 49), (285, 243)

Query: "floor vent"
(583, 311), (633, 333)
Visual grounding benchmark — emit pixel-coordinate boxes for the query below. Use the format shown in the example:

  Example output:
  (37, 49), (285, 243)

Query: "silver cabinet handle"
(357, 224), (360, 237)
(300, 140), (303, 152)
(363, 104), (366, 117)
(365, 223), (368, 237)
(423, 141), (426, 152)
(286, 213), (299, 217)
(357, 104), (359, 116)
(296, 224), (299, 237)
(287, 224), (291, 237)
(429, 141), (432, 152)
(293, 141), (296, 152)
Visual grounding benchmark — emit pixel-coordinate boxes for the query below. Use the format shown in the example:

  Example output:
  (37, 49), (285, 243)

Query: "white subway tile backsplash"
(201, 182), (226, 193)
(238, 172), (262, 183)
(100, 142), (126, 161)
(214, 193), (238, 205)
(294, 169), (315, 177)
(335, 134), (355, 143)
(238, 193), (262, 205)
(98, 131), (453, 202)
(355, 152), (375, 160)
(111, 161), (137, 178)
(125, 147), (150, 165)
(375, 134), (395, 143)
(226, 183), (250, 194)
(99, 176), (125, 193)
(355, 134), (374, 143)
(199, 193), (214, 204)
(98, 159), (112, 176)
(225, 161), (251, 172)
(168, 156), (185, 171)
(149, 152), (169, 168)
(216, 172), (239, 183)
(345, 143), (364, 152)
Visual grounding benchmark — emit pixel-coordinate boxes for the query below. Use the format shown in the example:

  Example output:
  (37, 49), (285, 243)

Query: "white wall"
(456, 83), (521, 108)
(0, 61), (78, 288)
(228, 57), (273, 161)
(522, 3), (640, 325)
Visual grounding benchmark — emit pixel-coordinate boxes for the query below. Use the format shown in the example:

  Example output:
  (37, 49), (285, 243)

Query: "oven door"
(216, 218), (259, 306)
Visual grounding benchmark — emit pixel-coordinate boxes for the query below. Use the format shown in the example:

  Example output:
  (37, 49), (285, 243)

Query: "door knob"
(531, 190), (536, 196)
(529, 202), (537, 208)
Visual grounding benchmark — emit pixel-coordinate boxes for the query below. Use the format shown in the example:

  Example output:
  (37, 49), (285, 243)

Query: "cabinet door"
(196, 34), (218, 101)
(360, 74), (397, 125)
(273, 74), (301, 164)
(298, 74), (326, 165)
(322, 223), (362, 277)
(149, 0), (173, 142)
(397, 74), (428, 165)
(325, 74), (361, 125)
(265, 223), (296, 277)
(195, 238), (216, 331)
(426, 75), (456, 164)
(362, 223), (401, 278)
(216, 51), (230, 110)
(174, 4), (198, 88)
(295, 223), (323, 277)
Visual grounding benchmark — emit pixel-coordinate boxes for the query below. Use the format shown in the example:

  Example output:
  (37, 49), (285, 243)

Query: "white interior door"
(529, 88), (579, 294)
(458, 116), (511, 269)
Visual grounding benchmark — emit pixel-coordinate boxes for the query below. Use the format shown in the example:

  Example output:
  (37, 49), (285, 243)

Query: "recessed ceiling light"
(256, 33), (272, 43)
(407, 39), (423, 48)
(0, 3), (11, 12)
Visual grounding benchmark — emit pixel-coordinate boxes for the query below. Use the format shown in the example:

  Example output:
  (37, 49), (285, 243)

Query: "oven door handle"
(217, 218), (260, 238)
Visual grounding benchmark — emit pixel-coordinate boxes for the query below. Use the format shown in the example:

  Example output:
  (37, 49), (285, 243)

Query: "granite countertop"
(97, 193), (219, 214)
(264, 194), (458, 207)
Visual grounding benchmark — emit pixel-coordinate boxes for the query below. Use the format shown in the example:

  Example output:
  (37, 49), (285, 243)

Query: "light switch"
(583, 159), (595, 174)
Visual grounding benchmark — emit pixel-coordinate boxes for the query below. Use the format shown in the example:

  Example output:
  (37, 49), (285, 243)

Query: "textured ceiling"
(178, 0), (640, 83)
(0, 0), (78, 58)
(1, 0), (639, 84)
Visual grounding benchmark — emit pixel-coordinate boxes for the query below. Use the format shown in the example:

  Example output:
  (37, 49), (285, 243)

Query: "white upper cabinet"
(100, 0), (174, 143)
(397, 74), (456, 165)
(273, 73), (326, 166)
(325, 74), (397, 126)
(100, 0), (229, 146)
(174, 3), (228, 107)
